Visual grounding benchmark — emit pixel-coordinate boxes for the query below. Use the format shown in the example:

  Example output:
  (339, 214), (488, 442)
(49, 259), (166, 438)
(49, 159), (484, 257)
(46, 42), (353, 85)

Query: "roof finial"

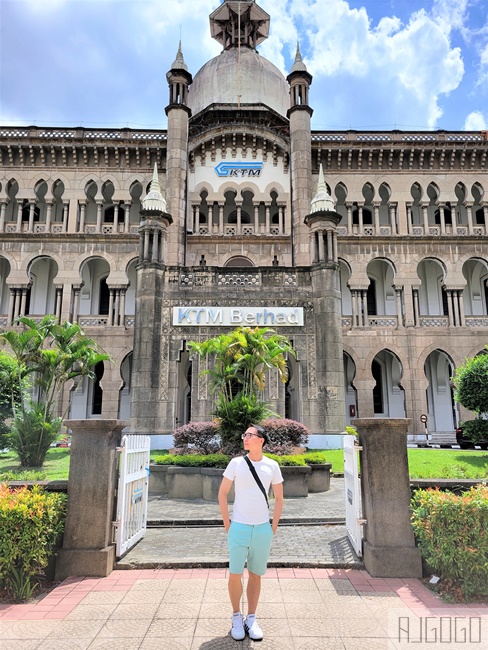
(291, 40), (308, 73)
(310, 164), (335, 213)
(171, 40), (188, 72)
(141, 163), (167, 214)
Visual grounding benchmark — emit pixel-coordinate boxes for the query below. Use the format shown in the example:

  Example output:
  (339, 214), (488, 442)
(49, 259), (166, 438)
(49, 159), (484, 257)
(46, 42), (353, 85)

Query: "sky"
(1, 0), (487, 132)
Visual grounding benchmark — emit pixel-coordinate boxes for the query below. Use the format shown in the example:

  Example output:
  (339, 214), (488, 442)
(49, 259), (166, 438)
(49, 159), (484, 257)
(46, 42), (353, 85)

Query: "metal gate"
(343, 434), (363, 557)
(114, 434), (151, 558)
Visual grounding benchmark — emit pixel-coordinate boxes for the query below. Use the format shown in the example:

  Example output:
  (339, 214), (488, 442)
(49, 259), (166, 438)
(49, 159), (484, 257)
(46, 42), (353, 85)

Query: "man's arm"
(271, 482), (284, 534)
(218, 476), (233, 532)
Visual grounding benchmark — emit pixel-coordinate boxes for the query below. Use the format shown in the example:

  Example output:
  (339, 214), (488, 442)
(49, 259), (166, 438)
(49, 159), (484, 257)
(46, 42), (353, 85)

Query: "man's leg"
(246, 570), (261, 615)
(228, 572), (243, 613)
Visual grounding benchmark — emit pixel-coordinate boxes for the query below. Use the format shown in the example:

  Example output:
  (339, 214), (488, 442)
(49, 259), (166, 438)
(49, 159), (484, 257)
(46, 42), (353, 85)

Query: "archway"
(424, 350), (457, 432)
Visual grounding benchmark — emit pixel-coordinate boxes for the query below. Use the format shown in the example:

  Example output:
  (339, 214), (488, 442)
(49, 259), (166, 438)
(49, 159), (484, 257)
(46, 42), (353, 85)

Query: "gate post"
(353, 418), (422, 578)
(55, 419), (127, 580)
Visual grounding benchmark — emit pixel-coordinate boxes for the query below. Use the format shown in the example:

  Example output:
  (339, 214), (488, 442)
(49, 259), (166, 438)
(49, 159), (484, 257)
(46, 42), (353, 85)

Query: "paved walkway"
(1, 568), (486, 649)
(119, 478), (358, 569)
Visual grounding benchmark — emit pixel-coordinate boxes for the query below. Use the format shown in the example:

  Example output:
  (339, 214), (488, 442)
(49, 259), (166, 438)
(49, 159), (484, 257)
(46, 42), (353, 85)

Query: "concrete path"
(1, 568), (486, 649)
(119, 478), (359, 569)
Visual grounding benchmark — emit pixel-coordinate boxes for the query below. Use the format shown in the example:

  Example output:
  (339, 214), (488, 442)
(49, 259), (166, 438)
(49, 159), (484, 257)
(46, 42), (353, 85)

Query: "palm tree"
(0, 315), (112, 466)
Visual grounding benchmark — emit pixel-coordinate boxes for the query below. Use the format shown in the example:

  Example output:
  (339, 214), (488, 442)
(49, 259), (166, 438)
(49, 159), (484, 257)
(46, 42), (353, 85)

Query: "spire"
(171, 40), (188, 72)
(291, 41), (308, 73)
(141, 163), (167, 214)
(310, 164), (335, 214)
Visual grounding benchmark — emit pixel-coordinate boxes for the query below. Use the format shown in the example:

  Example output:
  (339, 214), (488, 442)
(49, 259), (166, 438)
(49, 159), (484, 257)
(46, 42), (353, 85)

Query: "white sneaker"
(231, 612), (245, 641)
(244, 615), (264, 641)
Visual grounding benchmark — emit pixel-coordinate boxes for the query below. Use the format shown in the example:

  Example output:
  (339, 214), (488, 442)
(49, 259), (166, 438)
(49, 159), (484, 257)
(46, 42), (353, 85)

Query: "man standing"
(218, 423), (284, 641)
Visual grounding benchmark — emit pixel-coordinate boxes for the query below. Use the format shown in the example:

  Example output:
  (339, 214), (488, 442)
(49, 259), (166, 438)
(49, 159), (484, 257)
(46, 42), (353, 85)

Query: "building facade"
(1, 0), (487, 447)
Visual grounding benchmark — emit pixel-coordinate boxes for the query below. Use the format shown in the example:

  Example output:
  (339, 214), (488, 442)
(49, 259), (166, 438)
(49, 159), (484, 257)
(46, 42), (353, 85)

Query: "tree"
(453, 349), (488, 443)
(188, 326), (295, 453)
(0, 350), (27, 450)
(0, 316), (112, 466)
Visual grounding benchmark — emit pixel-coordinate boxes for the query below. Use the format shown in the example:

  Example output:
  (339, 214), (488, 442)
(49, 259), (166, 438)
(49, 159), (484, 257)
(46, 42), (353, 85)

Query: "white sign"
(173, 307), (304, 327)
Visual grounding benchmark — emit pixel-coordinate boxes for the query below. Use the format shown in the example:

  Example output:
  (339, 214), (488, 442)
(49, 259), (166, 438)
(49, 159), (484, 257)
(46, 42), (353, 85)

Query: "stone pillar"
(0, 201), (6, 232)
(16, 200), (23, 232)
(465, 202), (474, 235)
(358, 203), (364, 235)
(96, 201), (103, 233)
(406, 203), (413, 235)
(62, 201), (69, 232)
(124, 202), (131, 233)
(55, 420), (127, 579)
(439, 204), (446, 235)
(219, 203), (225, 234)
(373, 202), (380, 235)
(28, 201), (35, 233)
(353, 418), (422, 578)
(421, 203), (429, 233)
(389, 202), (397, 235)
(346, 203), (353, 235)
(395, 287), (404, 328)
(77, 201), (85, 233)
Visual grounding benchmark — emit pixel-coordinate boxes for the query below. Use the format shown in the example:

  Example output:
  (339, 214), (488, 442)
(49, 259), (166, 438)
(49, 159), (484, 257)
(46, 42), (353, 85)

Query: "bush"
(302, 451), (328, 465)
(461, 418), (488, 444)
(264, 453), (307, 466)
(153, 453), (230, 468)
(0, 484), (67, 601)
(411, 484), (488, 600)
(214, 393), (274, 455)
(9, 403), (62, 468)
(173, 421), (220, 454)
(261, 419), (310, 455)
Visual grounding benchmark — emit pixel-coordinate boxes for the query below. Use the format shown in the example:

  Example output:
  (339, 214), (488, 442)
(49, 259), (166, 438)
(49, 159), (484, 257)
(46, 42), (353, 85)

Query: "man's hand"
(224, 521), (231, 533)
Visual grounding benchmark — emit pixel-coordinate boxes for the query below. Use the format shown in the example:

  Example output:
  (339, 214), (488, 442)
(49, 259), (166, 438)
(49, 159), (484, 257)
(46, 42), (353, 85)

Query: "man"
(218, 423), (284, 641)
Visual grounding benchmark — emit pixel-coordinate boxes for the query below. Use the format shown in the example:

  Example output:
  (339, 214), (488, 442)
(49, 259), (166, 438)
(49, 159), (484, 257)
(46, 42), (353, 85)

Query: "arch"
(424, 349), (457, 432)
(339, 259), (352, 316)
(223, 256), (255, 268)
(417, 258), (448, 317)
(366, 258), (397, 316)
(0, 256), (12, 314)
(462, 257), (488, 316)
(343, 352), (357, 424)
(371, 349), (405, 418)
(118, 351), (133, 420)
(26, 256), (59, 316)
(361, 182), (375, 203)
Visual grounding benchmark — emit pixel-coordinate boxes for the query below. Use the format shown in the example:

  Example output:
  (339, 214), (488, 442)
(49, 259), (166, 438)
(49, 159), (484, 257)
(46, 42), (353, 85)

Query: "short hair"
(250, 423), (268, 444)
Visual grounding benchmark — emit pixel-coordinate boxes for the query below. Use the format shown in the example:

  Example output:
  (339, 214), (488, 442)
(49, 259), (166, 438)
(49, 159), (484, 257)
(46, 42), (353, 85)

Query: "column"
(458, 290), (466, 327)
(413, 288), (420, 326)
(16, 200), (23, 232)
(55, 287), (63, 321)
(389, 203), (397, 235)
(0, 201), (6, 232)
(7, 288), (16, 325)
(439, 204), (446, 235)
(279, 205), (285, 235)
(395, 288), (404, 328)
(327, 230), (333, 262)
(465, 202), (474, 235)
(346, 203), (353, 235)
(333, 231), (338, 263)
(483, 205), (488, 232)
(351, 290), (357, 328)
(219, 203), (224, 234)
(108, 289), (115, 326)
(373, 202), (380, 235)
(361, 290), (367, 326)
(113, 290), (120, 326)
(151, 230), (159, 263)
(194, 205), (199, 234)
(62, 202), (69, 233)
(144, 229), (150, 262)
(120, 289), (127, 327)
(124, 202), (131, 233)
(406, 203), (413, 235)
(19, 287), (28, 317)
(96, 201), (103, 233)
(28, 202), (35, 233)
(253, 204), (259, 235)
(265, 203), (271, 234)
(422, 203), (429, 234)
(72, 286), (81, 322)
(113, 202), (119, 234)
(446, 289), (454, 327)
(317, 230), (325, 263)
(358, 204), (364, 235)
(236, 203), (242, 235)
(42, 199), (53, 233)
(78, 201), (86, 233)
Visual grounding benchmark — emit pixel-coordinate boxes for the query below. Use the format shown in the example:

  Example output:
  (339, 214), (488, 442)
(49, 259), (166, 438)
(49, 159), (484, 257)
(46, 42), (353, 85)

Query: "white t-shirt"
(223, 455), (284, 525)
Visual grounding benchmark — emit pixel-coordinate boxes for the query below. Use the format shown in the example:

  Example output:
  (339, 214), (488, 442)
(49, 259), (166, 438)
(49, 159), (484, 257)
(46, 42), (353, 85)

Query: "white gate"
(115, 434), (151, 558)
(343, 434), (363, 557)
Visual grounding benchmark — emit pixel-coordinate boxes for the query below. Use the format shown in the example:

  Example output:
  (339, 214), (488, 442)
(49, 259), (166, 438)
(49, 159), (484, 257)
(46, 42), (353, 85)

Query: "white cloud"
(464, 110), (487, 129)
(256, 0), (465, 128)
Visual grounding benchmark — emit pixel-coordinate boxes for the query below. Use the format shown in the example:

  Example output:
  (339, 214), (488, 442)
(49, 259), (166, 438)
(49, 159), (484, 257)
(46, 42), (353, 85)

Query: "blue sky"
(1, 0), (487, 131)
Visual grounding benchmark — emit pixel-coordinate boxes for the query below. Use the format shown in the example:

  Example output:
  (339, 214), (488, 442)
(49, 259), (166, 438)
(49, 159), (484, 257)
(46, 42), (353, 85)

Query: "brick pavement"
(1, 569), (486, 649)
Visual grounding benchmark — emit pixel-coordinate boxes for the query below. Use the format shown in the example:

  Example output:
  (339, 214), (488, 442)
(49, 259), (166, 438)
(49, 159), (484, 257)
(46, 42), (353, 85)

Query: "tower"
(305, 165), (346, 434)
(165, 43), (192, 266)
(288, 43), (314, 266)
(130, 164), (173, 435)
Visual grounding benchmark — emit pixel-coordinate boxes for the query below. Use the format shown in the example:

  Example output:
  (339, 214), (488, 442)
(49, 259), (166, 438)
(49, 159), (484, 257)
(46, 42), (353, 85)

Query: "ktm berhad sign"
(173, 307), (304, 326)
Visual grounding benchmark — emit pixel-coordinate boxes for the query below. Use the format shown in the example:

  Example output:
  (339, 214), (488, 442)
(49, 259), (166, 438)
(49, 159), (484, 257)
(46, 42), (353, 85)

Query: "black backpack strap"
(244, 456), (269, 507)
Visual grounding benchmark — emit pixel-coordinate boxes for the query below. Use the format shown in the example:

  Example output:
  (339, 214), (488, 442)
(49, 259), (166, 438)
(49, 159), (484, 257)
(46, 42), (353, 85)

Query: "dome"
(188, 47), (289, 118)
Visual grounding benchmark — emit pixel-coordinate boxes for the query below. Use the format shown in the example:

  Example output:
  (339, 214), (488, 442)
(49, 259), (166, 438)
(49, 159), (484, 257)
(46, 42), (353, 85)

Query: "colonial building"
(1, 0), (487, 447)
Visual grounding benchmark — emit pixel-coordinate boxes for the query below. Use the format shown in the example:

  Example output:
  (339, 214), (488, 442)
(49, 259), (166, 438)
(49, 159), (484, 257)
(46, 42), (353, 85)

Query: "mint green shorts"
(227, 521), (274, 576)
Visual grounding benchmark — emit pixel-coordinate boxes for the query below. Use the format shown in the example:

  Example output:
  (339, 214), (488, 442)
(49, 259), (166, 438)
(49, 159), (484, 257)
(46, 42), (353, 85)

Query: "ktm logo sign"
(215, 162), (263, 177)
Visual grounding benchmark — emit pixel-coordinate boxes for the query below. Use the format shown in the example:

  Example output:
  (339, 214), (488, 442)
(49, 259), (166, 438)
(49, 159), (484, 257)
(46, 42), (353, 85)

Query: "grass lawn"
(1, 447), (487, 481)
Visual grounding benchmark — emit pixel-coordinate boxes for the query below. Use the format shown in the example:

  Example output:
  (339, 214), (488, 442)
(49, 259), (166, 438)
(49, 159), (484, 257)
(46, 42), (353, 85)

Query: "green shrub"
(152, 453), (230, 468)
(264, 453), (307, 466)
(461, 419), (488, 444)
(9, 403), (62, 468)
(411, 484), (488, 599)
(0, 469), (48, 481)
(0, 484), (67, 601)
(261, 419), (310, 455)
(173, 421), (220, 454)
(214, 393), (274, 454)
(302, 451), (328, 465)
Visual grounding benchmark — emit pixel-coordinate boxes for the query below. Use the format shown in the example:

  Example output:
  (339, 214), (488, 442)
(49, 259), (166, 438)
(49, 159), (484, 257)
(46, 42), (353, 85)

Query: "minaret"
(305, 164), (346, 435)
(288, 43), (314, 266)
(130, 164), (173, 435)
(165, 42), (192, 266)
